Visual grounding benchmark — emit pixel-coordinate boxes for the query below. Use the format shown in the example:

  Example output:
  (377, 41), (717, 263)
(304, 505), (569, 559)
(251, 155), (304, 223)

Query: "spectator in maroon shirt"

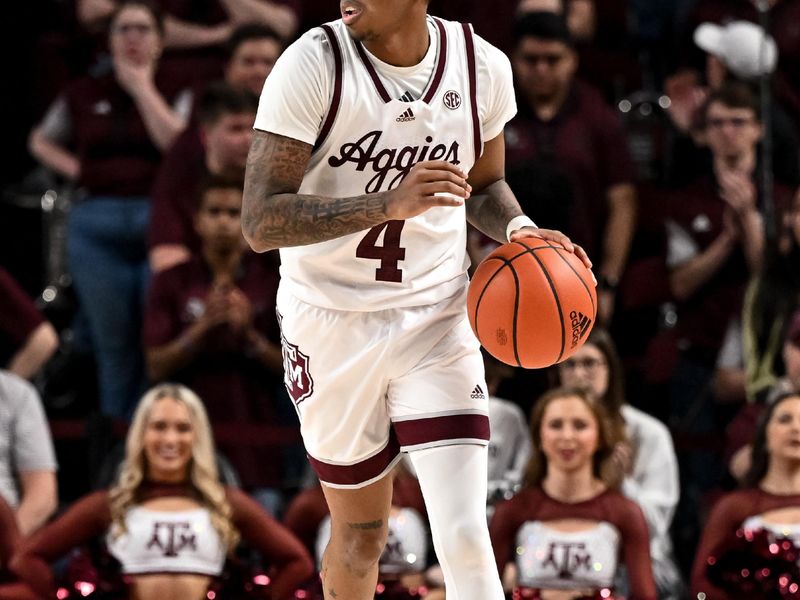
(505, 12), (637, 325)
(144, 177), (285, 509)
(665, 81), (794, 568)
(0, 268), (58, 381)
(149, 82), (259, 273)
(27, 0), (189, 419)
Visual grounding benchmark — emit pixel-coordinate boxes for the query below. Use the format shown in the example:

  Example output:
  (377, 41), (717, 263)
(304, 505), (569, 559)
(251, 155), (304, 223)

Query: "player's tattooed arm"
(242, 131), (389, 252)
(465, 133), (524, 243)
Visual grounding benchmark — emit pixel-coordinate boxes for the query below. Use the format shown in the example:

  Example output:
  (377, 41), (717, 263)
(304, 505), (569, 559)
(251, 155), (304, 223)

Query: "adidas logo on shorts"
(569, 310), (592, 349)
(470, 384), (486, 400)
(396, 108), (415, 122)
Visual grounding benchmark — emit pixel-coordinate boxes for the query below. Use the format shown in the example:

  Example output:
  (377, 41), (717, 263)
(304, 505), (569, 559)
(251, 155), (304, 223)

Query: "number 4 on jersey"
(356, 220), (406, 282)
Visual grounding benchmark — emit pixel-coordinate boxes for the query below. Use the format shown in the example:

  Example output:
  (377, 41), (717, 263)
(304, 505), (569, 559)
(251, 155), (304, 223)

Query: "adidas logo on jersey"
(396, 108), (415, 123)
(470, 384), (486, 400)
(569, 310), (592, 349)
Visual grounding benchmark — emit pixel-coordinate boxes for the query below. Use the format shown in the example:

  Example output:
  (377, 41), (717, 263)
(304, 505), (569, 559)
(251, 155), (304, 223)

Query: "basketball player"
(242, 2), (591, 599)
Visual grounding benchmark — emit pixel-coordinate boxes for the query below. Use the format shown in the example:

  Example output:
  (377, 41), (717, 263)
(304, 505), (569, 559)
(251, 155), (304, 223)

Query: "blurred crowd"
(1, 0), (800, 598)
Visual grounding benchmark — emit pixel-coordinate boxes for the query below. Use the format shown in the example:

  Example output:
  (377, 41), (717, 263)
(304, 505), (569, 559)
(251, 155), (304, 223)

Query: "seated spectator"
(10, 383), (314, 600)
(556, 329), (684, 599)
(148, 82), (258, 273)
(506, 12), (637, 325)
(489, 386), (656, 600)
(27, 0), (190, 419)
(692, 391), (800, 599)
(484, 353), (533, 505)
(0, 268), (58, 381)
(0, 371), (58, 537)
(144, 177), (285, 510)
(665, 20), (800, 188)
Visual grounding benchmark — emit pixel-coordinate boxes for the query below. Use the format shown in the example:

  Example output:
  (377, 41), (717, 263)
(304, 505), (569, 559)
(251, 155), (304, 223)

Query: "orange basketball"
(467, 238), (597, 369)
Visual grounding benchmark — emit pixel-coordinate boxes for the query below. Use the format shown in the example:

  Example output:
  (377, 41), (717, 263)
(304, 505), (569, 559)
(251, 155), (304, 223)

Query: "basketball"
(467, 238), (597, 369)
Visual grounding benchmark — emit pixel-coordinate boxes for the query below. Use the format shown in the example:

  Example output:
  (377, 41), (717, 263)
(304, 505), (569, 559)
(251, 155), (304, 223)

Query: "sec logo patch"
(443, 90), (462, 110)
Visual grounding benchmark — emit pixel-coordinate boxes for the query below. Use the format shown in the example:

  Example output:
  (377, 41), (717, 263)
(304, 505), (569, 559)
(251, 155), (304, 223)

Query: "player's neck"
(542, 467), (604, 503)
(362, 15), (430, 67)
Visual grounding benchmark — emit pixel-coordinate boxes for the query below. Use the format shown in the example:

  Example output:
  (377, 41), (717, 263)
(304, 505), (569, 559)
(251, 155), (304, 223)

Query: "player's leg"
(387, 290), (503, 599)
(320, 475), (394, 600)
(408, 443), (504, 600)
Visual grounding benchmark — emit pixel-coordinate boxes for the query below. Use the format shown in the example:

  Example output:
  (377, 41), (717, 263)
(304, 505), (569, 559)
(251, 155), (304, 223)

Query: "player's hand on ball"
(509, 226), (593, 271)
(385, 161), (471, 220)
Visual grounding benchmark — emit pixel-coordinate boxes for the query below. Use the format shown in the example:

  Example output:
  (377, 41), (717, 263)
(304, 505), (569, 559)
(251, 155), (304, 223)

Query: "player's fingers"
(422, 181), (471, 198)
(417, 168), (471, 190)
(416, 160), (468, 178)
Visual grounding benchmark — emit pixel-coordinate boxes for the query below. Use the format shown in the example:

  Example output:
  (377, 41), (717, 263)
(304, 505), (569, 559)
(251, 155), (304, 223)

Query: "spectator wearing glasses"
(663, 80), (794, 562)
(556, 329), (684, 599)
(504, 11), (637, 326)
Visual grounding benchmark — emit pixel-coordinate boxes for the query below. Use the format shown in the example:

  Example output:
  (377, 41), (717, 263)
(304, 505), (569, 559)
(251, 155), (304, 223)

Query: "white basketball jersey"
(279, 18), (484, 311)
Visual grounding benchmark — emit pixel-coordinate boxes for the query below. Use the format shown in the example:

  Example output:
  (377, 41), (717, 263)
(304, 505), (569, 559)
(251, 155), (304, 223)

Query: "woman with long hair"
(692, 391), (800, 599)
(489, 386), (656, 600)
(555, 328), (683, 597)
(10, 383), (313, 599)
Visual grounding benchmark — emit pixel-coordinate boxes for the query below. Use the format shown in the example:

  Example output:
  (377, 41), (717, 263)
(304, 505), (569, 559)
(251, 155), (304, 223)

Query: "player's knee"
(439, 521), (493, 567)
(335, 524), (389, 570)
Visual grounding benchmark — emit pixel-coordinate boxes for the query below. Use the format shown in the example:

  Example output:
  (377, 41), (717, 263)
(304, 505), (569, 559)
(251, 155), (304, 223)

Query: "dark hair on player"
(197, 81), (259, 126)
(225, 23), (283, 60)
(513, 11), (573, 48)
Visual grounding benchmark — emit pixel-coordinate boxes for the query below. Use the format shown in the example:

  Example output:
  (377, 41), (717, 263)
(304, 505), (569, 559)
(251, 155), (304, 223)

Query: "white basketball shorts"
(277, 285), (490, 489)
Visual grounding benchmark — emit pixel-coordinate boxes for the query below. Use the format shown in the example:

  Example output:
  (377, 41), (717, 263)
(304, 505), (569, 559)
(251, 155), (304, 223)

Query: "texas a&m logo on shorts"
(280, 335), (314, 405)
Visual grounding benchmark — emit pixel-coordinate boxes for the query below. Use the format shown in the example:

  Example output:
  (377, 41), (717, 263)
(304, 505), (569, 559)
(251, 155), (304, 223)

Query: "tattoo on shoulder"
(347, 519), (384, 530)
(242, 131), (387, 250)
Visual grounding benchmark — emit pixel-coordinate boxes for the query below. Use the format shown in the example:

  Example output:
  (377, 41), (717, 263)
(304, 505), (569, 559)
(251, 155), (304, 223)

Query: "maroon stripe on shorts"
(461, 23), (482, 160)
(355, 40), (392, 103)
(393, 414), (490, 448)
(314, 25), (344, 151)
(308, 429), (401, 486)
(422, 18), (448, 104)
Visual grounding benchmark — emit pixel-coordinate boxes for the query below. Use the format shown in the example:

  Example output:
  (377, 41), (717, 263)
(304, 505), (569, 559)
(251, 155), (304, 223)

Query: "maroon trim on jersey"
(354, 41), (393, 103)
(315, 25), (344, 151)
(308, 429), (401, 486)
(461, 22), (483, 160)
(421, 18), (448, 104)
(394, 413), (490, 447)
